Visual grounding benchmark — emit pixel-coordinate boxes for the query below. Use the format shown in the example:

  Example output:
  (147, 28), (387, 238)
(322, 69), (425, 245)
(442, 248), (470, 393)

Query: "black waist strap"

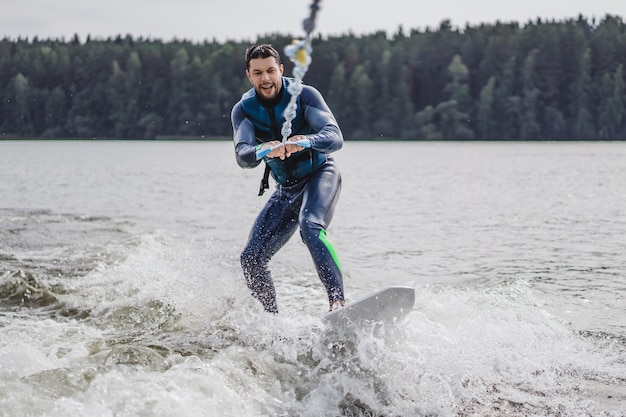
(258, 163), (271, 196)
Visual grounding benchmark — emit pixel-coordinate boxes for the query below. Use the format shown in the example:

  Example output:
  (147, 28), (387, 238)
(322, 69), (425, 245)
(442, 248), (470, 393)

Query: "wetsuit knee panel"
(298, 224), (342, 272)
(298, 217), (323, 243)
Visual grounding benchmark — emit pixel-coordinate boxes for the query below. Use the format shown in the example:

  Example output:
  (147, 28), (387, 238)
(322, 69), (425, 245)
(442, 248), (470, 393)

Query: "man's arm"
(299, 85), (343, 153)
(232, 101), (262, 168)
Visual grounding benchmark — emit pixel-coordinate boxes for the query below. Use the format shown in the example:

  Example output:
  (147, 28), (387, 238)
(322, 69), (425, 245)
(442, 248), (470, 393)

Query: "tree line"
(1, 14), (625, 140)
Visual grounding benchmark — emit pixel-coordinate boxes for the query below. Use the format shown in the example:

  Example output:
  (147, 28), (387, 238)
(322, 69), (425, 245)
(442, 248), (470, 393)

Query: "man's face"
(246, 57), (284, 101)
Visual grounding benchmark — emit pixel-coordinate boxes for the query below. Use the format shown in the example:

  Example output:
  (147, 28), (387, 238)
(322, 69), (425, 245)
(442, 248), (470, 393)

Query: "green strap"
(319, 229), (341, 272)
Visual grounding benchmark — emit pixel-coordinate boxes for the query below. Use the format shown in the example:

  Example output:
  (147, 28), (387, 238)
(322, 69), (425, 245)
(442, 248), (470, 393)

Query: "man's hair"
(245, 44), (281, 69)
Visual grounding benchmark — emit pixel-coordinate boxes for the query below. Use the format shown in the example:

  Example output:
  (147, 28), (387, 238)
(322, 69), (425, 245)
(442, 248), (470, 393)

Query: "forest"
(1, 14), (625, 140)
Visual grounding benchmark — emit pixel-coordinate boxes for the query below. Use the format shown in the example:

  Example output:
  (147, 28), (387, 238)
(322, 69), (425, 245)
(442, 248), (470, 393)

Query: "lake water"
(0, 140), (625, 416)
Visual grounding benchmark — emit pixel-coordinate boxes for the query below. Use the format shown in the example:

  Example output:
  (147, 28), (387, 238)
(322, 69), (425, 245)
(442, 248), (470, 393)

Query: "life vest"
(240, 77), (327, 186)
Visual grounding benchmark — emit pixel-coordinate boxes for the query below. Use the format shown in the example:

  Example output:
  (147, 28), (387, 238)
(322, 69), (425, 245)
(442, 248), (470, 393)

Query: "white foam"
(2, 231), (624, 417)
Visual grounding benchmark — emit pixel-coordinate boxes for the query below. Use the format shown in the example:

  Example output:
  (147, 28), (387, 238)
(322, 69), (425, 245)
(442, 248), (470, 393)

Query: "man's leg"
(299, 160), (344, 308)
(241, 190), (300, 313)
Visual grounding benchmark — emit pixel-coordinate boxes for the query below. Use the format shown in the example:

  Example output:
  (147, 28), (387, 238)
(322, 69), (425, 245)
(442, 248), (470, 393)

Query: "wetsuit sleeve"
(301, 86), (343, 153)
(232, 100), (262, 168)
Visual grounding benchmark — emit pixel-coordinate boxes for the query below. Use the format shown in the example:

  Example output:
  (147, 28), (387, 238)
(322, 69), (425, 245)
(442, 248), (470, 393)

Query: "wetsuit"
(232, 76), (344, 313)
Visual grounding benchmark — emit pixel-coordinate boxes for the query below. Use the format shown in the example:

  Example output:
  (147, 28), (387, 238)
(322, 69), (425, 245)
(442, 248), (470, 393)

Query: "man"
(231, 44), (344, 313)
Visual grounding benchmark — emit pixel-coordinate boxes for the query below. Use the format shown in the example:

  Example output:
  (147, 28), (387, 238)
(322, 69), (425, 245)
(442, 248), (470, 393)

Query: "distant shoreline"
(1, 137), (625, 142)
(0, 136), (231, 141)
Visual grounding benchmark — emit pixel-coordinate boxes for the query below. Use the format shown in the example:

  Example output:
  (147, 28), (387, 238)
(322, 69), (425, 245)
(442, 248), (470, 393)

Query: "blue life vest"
(240, 77), (327, 185)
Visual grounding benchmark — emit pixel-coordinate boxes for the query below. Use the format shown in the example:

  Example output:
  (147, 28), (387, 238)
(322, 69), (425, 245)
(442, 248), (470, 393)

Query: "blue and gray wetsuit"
(232, 76), (344, 313)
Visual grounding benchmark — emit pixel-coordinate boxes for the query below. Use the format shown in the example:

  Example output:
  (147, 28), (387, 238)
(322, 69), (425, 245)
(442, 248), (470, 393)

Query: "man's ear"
(246, 69), (252, 83)
(280, 64), (284, 75)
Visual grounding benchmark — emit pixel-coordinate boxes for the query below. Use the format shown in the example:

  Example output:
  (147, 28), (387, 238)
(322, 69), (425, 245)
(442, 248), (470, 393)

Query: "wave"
(0, 269), (59, 307)
(1, 225), (625, 416)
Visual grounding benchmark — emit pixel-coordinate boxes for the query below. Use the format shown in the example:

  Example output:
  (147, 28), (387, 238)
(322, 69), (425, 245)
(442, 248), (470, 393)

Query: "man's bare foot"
(329, 300), (345, 311)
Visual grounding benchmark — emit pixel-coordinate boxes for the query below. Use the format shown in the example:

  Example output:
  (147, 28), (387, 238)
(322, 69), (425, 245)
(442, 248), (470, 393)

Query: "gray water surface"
(1, 140), (624, 416)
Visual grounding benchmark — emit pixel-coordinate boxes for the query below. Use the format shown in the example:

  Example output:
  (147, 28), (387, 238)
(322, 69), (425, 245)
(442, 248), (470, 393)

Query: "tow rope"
(280, 0), (322, 143)
(257, 0), (322, 196)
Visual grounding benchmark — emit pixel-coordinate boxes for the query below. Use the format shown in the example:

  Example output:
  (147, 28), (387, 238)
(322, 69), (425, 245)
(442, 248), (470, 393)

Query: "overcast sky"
(2, 0), (625, 43)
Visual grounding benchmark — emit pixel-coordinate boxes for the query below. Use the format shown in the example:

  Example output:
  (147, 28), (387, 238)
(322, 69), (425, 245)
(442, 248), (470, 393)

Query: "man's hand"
(284, 135), (310, 158)
(258, 136), (310, 160)
(257, 140), (284, 160)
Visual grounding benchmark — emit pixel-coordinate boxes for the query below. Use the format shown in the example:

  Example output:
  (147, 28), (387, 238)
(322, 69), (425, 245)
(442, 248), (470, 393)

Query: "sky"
(2, 0), (626, 43)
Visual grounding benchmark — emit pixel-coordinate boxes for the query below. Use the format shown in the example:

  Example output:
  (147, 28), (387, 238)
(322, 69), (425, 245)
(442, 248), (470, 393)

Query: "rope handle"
(256, 139), (312, 160)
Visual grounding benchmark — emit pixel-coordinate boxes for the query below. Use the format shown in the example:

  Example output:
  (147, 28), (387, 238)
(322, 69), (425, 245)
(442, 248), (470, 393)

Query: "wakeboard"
(323, 286), (415, 326)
